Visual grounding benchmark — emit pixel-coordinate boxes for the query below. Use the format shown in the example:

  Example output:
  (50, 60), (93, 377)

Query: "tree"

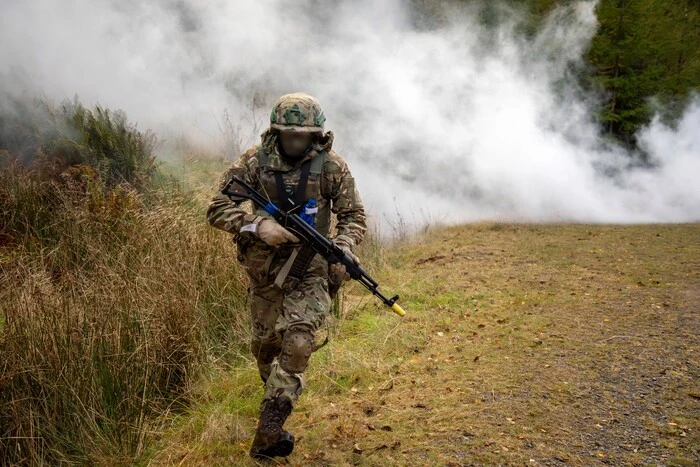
(586, 0), (700, 144)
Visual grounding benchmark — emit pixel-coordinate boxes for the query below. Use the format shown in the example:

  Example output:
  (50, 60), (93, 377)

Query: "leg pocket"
(242, 244), (275, 284)
(280, 275), (331, 332)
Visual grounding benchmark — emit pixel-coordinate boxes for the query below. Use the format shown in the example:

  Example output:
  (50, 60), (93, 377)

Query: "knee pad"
(279, 328), (314, 374)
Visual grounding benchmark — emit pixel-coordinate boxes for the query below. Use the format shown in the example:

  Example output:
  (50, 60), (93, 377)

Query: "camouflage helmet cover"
(270, 92), (326, 132)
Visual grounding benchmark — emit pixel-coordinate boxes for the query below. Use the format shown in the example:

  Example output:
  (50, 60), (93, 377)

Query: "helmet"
(269, 93), (326, 132)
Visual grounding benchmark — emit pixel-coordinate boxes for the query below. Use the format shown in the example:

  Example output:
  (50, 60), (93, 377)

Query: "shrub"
(0, 98), (248, 464)
(0, 95), (156, 187)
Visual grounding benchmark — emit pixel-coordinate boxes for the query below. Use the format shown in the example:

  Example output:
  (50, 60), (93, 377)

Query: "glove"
(329, 236), (359, 283)
(241, 215), (299, 247)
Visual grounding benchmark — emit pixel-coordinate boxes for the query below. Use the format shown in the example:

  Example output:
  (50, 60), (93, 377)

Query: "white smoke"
(1, 0), (698, 227)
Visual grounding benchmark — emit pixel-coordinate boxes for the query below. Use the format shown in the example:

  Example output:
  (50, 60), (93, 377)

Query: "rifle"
(222, 175), (406, 317)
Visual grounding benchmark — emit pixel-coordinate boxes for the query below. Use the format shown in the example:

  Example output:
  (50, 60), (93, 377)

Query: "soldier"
(207, 93), (367, 459)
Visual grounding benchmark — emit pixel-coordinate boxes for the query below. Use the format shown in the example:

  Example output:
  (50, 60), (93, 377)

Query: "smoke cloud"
(1, 0), (698, 228)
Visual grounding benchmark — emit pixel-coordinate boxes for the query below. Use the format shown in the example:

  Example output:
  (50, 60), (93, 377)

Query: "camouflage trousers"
(239, 240), (331, 407)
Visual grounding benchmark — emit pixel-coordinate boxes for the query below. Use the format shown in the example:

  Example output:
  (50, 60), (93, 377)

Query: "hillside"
(145, 223), (699, 466)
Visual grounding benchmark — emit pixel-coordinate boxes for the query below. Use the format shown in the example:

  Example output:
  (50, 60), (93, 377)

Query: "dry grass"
(0, 156), (249, 464)
(142, 223), (699, 466)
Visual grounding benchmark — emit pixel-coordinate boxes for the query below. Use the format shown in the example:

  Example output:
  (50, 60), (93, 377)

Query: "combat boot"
(249, 397), (295, 459)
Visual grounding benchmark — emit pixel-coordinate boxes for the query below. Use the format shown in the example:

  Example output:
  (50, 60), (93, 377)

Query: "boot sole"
(251, 435), (294, 459)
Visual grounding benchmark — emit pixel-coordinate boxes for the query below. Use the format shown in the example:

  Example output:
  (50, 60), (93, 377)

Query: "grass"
(140, 222), (699, 466)
(0, 179), (250, 463)
(0, 100), (250, 465)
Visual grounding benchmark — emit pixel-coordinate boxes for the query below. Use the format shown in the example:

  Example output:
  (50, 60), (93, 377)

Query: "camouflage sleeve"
(325, 152), (367, 248)
(206, 147), (259, 234)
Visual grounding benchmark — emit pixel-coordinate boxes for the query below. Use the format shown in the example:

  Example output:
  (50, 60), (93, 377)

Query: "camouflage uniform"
(207, 96), (366, 408)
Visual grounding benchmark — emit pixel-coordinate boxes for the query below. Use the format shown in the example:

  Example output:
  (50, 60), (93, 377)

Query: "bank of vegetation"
(0, 97), (248, 464)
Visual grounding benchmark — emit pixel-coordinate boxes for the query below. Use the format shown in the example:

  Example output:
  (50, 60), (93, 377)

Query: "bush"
(0, 95), (156, 187)
(0, 98), (249, 464)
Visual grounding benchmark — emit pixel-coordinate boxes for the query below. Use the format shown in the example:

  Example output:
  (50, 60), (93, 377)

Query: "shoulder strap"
(256, 147), (268, 168)
(273, 158), (313, 212)
(295, 159), (313, 207)
(265, 149), (325, 212)
(295, 151), (326, 206)
(274, 170), (293, 211)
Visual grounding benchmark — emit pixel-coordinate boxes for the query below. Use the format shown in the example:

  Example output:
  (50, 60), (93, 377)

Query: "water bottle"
(300, 198), (318, 228)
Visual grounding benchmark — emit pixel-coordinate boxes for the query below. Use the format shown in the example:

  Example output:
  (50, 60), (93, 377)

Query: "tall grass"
(0, 98), (249, 464)
(0, 94), (400, 464)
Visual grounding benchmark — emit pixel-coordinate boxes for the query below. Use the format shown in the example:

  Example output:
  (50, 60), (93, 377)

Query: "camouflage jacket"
(207, 129), (367, 250)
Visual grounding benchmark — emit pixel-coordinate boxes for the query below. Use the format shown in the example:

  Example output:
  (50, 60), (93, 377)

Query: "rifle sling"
(271, 157), (316, 291)
(273, 246), (317, 292)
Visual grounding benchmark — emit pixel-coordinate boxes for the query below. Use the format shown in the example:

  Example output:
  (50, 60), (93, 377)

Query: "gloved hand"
(329, 236), (360, 283)
(241, 215), (299, 247)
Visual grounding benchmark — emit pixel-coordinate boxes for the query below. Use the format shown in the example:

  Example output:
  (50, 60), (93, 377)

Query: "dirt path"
(286, 224), (699, 466)
(148, 224), (699, 466)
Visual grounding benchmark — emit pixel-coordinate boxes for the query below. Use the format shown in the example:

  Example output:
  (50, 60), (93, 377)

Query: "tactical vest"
(255, 147), (331, 237)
